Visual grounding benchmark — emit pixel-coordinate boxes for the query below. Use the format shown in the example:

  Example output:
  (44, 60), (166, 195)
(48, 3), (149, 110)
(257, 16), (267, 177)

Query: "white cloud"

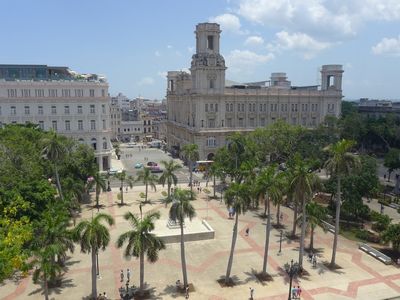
(226, 49), (274, 74)
(137, 77), (154, 86)
(267, 31), (332, 59)
(167, 45), (173, 49)
(154, 51), (161, 57)
(237, 0), (400, 39)
(209, 13), (242, 33)
(372, 35), (400, 56)
(244, 36), (264, 46)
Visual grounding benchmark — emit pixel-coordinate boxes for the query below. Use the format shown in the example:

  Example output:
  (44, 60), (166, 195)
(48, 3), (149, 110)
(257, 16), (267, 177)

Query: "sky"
(1, 0), (400, 100)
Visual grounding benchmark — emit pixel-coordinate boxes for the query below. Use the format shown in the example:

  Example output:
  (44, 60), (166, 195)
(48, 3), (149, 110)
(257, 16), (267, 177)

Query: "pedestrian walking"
(103, 292), (108, 299)
(127, 268), (130, 281)
(249, 287), (254, 300)
(292, 286), (297, 299)
(245, 228), (249, 236)
(297, 285), (302, 298)
(120, 269), (124, 282)
(313, 256), (317, 268)
(185, 285), (189, 299)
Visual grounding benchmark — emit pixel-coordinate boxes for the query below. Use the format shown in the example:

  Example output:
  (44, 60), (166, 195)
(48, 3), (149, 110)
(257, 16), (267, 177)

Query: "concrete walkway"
(1, 184), (400, 300)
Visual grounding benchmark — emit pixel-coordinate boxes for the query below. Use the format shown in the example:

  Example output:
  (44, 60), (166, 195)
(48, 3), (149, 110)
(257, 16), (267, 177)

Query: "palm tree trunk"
(145, 183), (148, 203)
(44, 272), (49, 300)
(213, 174), (216, 198)
(120, 180), (124, 205)
(54, 164), (63, 200)
(225, 209), (239, 284)
(309, 226), (315, 251)
(264, 196), (268, 217)
(180, 219), (188, 287)
(96, 189), (99, 208)
(139, 251), (145, 292)
(330, 176), (341, 267)
(262, 195), (271, 274)
(167, 182), (171, 207)
(276, 203), (281, 226)
(299, 196), (306, 268)
(292, 198), (298, 237)
(91, 249), (97, 299)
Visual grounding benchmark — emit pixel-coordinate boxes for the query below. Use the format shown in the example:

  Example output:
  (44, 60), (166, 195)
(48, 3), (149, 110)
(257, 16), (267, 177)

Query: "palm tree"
(169, 188), (196, 287)
(89, 172), (107, 209)
(304, 201), (327, 252)
(42, 131), (67, 200)
(273, 172), (288, 228)
(159, 160), (181, 203)
(324, 139), (360, 267)
(255, 166), (282, 276)
(114, 170), (134, 205)
(182, 144), (199, 195)
(136, 167), (158, 203)
(32, 244), (63, 300)
(290, 156), (319, 269)
(116, 211), (165, 292)
(72, 213), (115, 299)
(224, 182), (250, 284)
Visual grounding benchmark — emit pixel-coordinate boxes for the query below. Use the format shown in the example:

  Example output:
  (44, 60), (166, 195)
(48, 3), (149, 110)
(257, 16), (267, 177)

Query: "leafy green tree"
(255, 166), (282, 276)
(381, 223), (400, 251)
(158, 160), (181, 202)
(116, 211), (165, 292)
(290, 156), (319, 268)
(114, 143), (121, 160)
(224, 182), (250, 284)
(114, 171), (134, 205)
(73, 213), (114, 299)
(324, 139), (360, 268)
(182, 144), (199, 194)
(41, 131), (67, 200)
(168, 188), (196, 287)
(384, 148), (400, 181)
(136, 167), (158, 203)
(32, 244), (63, 300)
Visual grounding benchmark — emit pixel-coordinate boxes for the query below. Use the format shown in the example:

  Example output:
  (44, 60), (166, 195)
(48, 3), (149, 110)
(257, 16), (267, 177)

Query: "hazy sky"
(2, 0), (400, 100)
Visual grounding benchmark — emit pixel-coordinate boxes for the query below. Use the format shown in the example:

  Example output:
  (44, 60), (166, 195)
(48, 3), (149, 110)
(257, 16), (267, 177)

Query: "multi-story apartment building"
(0, 64), (112, 170)
(357, 98), (400, 118)
(166, 23), (344, 160)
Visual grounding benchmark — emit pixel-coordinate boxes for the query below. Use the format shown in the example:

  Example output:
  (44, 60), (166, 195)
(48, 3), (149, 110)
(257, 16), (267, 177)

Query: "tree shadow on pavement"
(29, 276), (75, 297)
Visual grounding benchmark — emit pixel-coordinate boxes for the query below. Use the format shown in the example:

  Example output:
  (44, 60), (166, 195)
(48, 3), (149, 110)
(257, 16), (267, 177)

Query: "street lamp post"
(284, 259), (300, 300)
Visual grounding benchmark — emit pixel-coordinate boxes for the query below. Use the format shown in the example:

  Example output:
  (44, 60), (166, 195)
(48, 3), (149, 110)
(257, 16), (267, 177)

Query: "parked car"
(134, 162), (143, 169)
(147, 161), (158, 167)
(150, 166), (163, 173)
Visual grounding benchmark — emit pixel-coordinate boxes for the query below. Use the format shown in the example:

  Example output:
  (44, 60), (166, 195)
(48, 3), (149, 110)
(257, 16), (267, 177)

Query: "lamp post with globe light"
(284, 259), (300, 300)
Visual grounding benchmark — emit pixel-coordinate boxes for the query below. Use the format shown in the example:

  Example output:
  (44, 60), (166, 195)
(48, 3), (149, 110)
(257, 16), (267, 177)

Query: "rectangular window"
(62, 89), (71, 97)
(64, 106), (70, 114)
(209, 80), (215, 89)
(102, 104), (106, 114)
(38, 106), (43, 115)
(48, 89), (58, 97)
(90, 120), (96, 130)
(227, 118), (232, 127)
(249, 118), (255, 127)
(215, 103), (218, 112)
(90, 89), (95, 97)
(52, 121), (57, 131)
(78, 120), (83, 130)
(102, 119), (106, 130)
(74, 89), (83, 97)
(237, 103), (240, 111)
(260, 117), (266, 127)
(102, 89), (105, 97)
(11, 106), (16, 115)
(7, 89), (17, 97)
(77, 105), (83, 114)
(207, 35), (214, 50)
(264, 103), (267, 112)
(210, 103), (214, 111)
(208, 119), (215, 128)
(260, 103), (263, 111)
(205, 104), (208, 112)
(21, 89), (30, 97)
(271, 104), (274, 111)
(90, 105), (95, 114)
(249, 103), (252, 111)
(38, 121), (44, 130)
(65, 120), (70, 131)
(238, 118), (244, 127)
(241, 104), (245, 112)
(35, 89), (45, 97)
(226, 103), (229, 111)
(302, 118), (307, 126)
(24, 106), (30, 115)
(51, 106), (56, 114)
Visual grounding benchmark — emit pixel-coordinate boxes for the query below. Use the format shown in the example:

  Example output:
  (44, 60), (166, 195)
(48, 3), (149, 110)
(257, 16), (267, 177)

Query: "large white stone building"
(166, 23), (344, 160)
(0, 65), (112, 170)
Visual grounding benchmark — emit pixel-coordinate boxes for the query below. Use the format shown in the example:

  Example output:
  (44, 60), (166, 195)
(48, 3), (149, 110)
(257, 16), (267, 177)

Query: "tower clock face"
(208, 57), (216, 66)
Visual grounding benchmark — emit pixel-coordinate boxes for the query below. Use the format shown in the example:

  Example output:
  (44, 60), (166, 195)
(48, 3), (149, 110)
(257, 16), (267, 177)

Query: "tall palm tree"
(324, 139), (360, 267)
(224, 182), (250, 284)
(32, 244), (63, 300)
(72, 213), (115, 299)
(290, 156), (319, 269)
(89, 172), (107, 209)
(255, 166), (282, 276)
(159, 160), (181, 203)
(304, 201), (327, 252)
(116, 211), (165, 292)
(169, 188), (196, 287)
(136, 167), (158, 203)
(181, 144), (199, 195)
(273, 172), (288, 227)
(114, 170), (134, 205)
(42, 131), (67, 200)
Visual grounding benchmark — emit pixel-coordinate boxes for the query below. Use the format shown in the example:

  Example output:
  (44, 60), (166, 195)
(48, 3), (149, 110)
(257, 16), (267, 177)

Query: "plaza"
(1, 150), (400, 300)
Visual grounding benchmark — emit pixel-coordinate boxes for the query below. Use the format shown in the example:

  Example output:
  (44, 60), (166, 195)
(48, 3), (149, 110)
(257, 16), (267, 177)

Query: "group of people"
(308, 253), (318, 268)
(96, 292), (108, 299)
(291, 285), (302, 299)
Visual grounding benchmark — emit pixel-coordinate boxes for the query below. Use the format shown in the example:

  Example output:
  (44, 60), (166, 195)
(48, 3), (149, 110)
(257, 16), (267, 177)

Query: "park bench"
(321, 220), (335, 233)
(358, 243), (392, 265)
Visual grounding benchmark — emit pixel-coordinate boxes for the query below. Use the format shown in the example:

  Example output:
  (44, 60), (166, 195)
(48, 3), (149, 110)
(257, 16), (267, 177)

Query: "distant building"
(357, 98), (400, 118)
(166, 23), (344, 160)
(0, 64), (112, 170)
(111, 93), (131, 110)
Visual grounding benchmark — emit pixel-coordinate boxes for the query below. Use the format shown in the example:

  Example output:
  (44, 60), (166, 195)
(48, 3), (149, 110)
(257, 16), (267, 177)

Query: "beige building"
(0, 65), (112, 170)
(166, 23), (343, 160)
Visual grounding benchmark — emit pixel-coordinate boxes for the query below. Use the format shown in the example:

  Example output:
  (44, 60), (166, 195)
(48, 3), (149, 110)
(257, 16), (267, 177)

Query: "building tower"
(320, 65), (343, 91)
(190, 23), (227, 94)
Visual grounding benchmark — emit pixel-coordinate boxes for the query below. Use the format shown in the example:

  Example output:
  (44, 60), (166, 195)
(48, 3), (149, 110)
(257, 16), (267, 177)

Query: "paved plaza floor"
(1, 183), (400, 300)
